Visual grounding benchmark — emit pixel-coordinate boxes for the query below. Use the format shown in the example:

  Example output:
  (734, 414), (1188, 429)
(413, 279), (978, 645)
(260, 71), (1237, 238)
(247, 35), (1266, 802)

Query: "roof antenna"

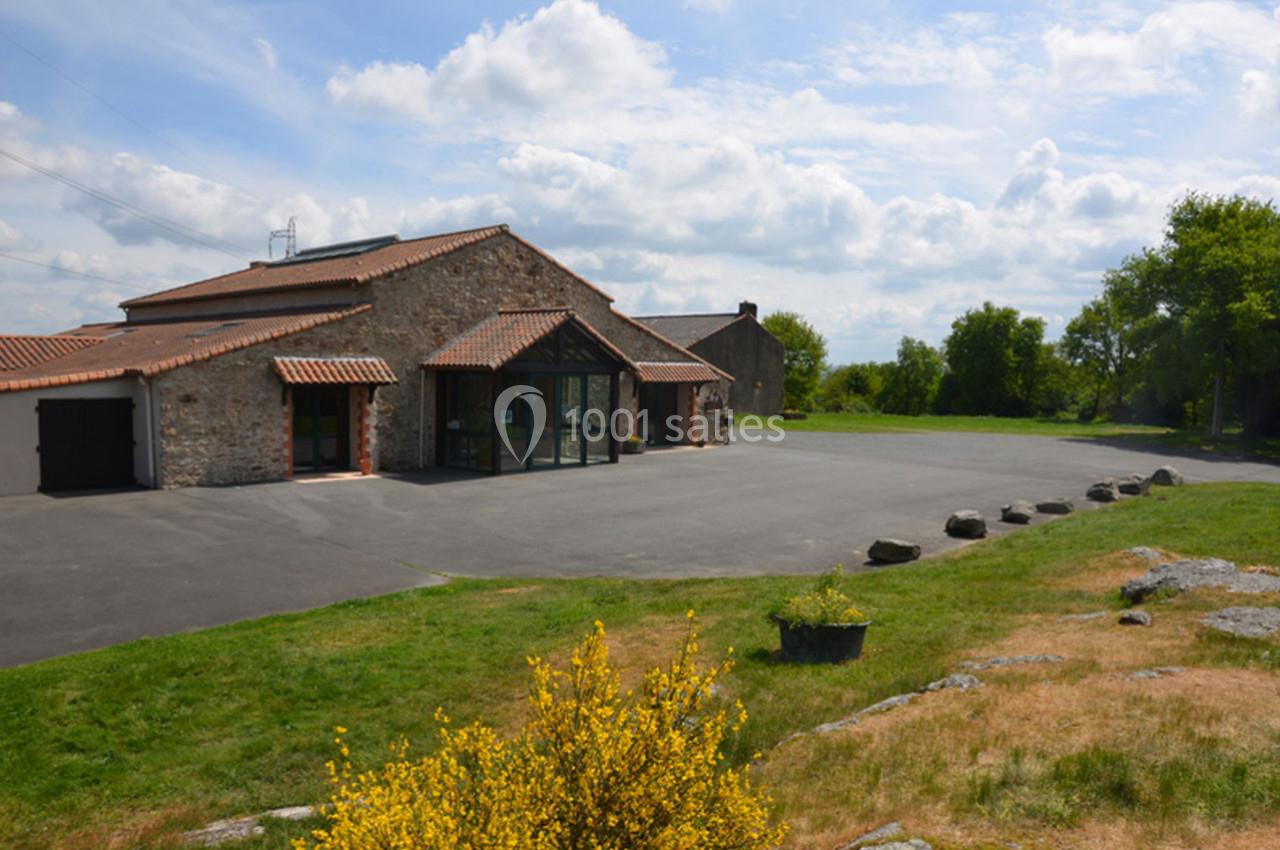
(268, 217), (296, 260)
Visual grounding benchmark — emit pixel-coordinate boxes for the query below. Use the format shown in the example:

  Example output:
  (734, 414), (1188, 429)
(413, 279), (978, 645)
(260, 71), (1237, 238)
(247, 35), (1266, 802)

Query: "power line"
(0, 27), (193, 159)
(0, 27), (264, 206)
(0, 146), (252, 261)
(0, 250), (152, 292)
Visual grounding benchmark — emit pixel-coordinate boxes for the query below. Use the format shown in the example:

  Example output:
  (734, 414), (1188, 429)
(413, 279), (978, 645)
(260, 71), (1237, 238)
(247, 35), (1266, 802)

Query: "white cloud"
(1044, 2), (1280, 100)
(327, 0), (670, 122)
(999, 138), (1144, 220)
(1240, 67), (1280, 115)
(253, 37), (277, 71)
(0, 101), (20, 121)
(499, 140), (879, 271)
(66, 152), (259, 248)
(831, 29), (1005, 88)
(398, 194), (515, 235)
(1231, 174), (1280, 203)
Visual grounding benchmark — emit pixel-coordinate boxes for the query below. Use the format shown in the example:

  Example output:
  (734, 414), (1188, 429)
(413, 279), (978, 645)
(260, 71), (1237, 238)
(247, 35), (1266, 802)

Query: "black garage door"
(37, 398), (136, 492)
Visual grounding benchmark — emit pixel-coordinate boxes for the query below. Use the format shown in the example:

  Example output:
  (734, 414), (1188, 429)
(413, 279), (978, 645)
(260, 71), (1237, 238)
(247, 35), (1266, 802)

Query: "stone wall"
(359, 234), (708, 469)
(153, 310), (382, 487)
(152, 233), (719, 485)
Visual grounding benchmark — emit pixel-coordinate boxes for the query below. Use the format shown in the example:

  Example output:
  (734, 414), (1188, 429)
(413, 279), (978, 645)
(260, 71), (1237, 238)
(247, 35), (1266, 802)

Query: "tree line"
(761, 192), (1280, 437)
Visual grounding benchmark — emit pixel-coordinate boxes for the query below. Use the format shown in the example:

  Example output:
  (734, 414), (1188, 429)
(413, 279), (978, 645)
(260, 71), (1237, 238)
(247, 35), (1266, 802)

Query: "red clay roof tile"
(422, 309), (634, 371)
(120, 226), (512, 309)
(273, 356), (398, 385)
(0, 306), (371, 394)
(633, 361), (728, 383)
(0, 335), (103, 371)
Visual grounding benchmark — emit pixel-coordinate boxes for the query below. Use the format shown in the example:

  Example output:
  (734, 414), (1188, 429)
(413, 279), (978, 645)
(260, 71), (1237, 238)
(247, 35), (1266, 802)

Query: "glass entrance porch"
(441, 370), (615, 473)
(434, 319), (622, 474)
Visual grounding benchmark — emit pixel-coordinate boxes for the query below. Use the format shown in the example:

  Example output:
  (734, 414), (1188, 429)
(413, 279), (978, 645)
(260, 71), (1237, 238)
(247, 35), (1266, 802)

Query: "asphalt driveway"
(2, 431), (1277, 667)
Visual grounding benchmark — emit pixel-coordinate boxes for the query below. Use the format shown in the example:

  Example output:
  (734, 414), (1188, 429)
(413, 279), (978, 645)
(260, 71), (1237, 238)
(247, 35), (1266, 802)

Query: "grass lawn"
(2, 484), (1279, 849)
(781, 413), (1280, 461)
(777, 411), (1174, 438)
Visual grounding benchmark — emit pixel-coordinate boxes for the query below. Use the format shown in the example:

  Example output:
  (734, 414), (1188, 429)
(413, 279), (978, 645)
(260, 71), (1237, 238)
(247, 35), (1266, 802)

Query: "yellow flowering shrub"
(295, 616), (785, 850)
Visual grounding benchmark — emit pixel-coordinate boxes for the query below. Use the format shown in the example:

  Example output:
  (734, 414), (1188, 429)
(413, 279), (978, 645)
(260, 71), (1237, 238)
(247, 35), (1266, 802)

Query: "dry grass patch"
(759, 602), (1280, 850)
(1044, 547), (1181, 594)
(604, 615), (722, 691)
(880, 815), (1280, 850)
(55, 805), (200, 850)
(970, 610), (1191, 673)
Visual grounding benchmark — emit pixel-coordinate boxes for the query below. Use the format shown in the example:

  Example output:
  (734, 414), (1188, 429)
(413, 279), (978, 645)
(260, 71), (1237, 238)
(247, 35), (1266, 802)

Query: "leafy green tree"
(1033, 343), (1083, 418)
(1076, 193), (1280, 435)
(817, 362), (885, 412)
(880, 336), (943, 415)
(939, 302), (1045, 416)
(761, 311), (828, 411)
(1156, 193), (1280, 435)
(1061, 291), (1132, 420)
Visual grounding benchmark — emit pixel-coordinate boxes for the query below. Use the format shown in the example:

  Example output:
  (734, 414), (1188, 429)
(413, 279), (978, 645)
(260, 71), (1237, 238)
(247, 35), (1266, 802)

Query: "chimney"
(738, 300), (758, 318)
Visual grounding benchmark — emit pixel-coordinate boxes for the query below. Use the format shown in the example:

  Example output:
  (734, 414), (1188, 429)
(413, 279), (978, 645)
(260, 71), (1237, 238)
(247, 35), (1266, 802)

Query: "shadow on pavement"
(1064, 434), (1280, 466)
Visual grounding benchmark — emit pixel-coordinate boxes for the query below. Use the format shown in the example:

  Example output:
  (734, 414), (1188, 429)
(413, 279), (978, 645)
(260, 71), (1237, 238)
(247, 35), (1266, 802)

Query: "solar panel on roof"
(184, 321), (244, 339)
(268, 234), (401, 267)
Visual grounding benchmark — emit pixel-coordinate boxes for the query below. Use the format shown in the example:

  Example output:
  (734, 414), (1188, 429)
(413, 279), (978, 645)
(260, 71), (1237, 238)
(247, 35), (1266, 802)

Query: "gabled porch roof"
(421, 308), (635, 371)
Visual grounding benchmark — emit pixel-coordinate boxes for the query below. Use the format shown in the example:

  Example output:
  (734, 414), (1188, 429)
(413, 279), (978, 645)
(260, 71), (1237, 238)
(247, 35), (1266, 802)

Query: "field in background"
(781, 413), (1280, 461)
(1, 484), (1278, 849)
(778, 412), (1172, 438)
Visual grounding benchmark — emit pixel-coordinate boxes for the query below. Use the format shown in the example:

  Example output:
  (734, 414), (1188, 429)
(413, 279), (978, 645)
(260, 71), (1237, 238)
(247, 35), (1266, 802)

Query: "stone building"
(635, 302), (784, 415)
(0, 226), (730, 495)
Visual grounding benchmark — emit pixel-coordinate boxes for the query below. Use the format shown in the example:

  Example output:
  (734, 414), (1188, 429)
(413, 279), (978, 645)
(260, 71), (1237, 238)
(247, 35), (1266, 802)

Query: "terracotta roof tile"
(0, 306), (371, 394)
(423, 309), (633, 371)
(273, 356), (398, 385)
(120, 225), (511, 308)
(0, 334), (103, 371)
(634, 361), (729, 383)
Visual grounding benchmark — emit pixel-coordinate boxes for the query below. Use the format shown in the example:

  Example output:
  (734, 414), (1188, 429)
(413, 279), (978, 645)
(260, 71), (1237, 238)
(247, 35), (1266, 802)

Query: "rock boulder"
(1122, 558), (1280, 604)
(945, 510), (987, 539)
(1000, 501), (1035, 524)
(868, 538), (922, 564)
(1151, 465), (1184, 486)
(1202, 607), (1280, 638)
(1036, 498), (1074, 515)
(1087, 479), (1121, 502)
(1118, 474), (1148, 495)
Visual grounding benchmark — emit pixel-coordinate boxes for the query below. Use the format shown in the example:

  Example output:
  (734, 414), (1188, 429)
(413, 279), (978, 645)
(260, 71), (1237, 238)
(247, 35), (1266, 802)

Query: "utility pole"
(268, 217), (297, 260)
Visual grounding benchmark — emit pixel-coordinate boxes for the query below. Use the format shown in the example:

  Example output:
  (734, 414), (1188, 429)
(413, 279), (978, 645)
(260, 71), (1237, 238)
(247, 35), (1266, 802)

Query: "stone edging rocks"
(961, 653), (1064, 671)
(182, 806), (317, 847)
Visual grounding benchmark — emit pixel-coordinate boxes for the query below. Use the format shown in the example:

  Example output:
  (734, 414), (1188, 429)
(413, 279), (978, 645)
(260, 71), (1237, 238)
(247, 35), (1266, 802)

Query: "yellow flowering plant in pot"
(770, 565), (871, 663)
(621, 433), (647, 454)
(295, 615), (785, 850)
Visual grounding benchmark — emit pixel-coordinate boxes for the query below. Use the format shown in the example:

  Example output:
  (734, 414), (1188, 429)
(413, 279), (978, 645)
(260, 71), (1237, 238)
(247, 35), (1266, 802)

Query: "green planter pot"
(773, 616), (870, 664)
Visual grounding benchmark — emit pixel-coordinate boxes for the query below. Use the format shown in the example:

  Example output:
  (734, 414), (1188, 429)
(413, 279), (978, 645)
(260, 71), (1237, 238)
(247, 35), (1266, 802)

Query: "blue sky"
(1, 0), (1278, 361)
